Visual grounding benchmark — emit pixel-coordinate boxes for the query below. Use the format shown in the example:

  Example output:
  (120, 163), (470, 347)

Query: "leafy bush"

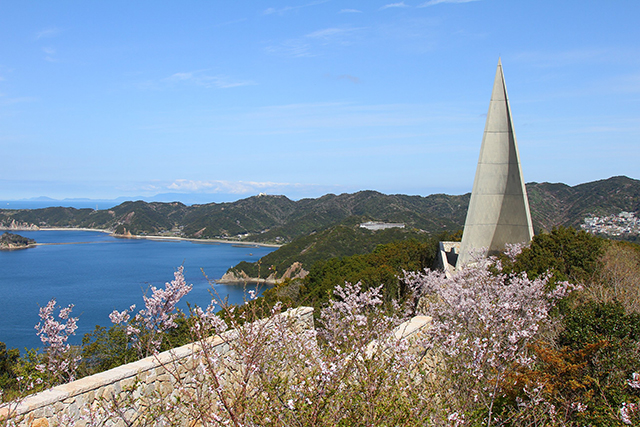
(504, 229), (640, 426)
(504, 301), (640, 426)
(0, 342), (20, 402)
(294, 238), (438, 312)
(510, 226), (605, 283)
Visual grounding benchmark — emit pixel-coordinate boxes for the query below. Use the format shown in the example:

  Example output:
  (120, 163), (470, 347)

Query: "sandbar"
(25, 227), (282, 248)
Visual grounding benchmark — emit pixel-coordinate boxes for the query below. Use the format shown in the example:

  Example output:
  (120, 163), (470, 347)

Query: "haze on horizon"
(1, 1), (638, 203)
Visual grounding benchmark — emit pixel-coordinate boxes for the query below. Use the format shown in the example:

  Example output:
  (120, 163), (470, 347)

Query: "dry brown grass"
(583, 242), (640, 314)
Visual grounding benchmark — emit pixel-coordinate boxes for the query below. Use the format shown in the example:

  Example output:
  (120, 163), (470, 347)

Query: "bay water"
(0, 230), (276, 352)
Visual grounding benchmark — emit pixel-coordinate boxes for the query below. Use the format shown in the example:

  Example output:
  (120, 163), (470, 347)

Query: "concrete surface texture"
(456, 59), (534, 269)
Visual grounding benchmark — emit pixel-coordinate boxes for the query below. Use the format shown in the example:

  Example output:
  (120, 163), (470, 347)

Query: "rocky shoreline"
(218, 270), (278, 285)
(218, 261), (308, 284)
(0, 232), (36, 250)
(0, 220), (39, 231)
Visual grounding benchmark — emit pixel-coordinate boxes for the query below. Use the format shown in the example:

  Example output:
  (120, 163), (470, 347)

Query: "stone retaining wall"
(1, 309), (432, 427)
(1, 307), (314, 427)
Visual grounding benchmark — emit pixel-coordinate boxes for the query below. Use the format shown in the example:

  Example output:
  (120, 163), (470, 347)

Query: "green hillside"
(527, 176), (640, 231)
(257, 238), (442, 313)
(1, 176), (639, 245)
(0, 191), (468, 243)
(226, 220), (451, 280)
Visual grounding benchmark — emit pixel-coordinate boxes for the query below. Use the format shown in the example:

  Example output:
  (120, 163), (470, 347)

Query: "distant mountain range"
(1, 176), (639, 244)
(7, 192), (264, 207)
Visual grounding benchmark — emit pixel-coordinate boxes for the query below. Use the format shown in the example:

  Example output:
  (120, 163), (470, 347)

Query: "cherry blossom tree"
(110, 266), (192, 356)
(404, 244), (581, 426)
(34, 299), (79, 384)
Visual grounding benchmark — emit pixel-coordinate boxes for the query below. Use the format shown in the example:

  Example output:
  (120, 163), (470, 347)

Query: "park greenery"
(1, 226), (640, 425)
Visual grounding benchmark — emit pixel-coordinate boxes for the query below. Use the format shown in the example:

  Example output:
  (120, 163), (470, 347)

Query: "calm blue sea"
(0, 230), (276, 353)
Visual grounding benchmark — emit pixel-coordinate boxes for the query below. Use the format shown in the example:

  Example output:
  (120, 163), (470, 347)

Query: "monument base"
(437, 241), (460, 278)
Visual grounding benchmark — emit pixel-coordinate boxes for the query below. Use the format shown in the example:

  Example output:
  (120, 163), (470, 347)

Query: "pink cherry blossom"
(34, 298), (80, 383)
(110, 266), (192, 356)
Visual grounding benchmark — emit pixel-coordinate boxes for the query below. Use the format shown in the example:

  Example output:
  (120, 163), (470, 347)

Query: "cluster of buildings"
(581, 211), (640, 236)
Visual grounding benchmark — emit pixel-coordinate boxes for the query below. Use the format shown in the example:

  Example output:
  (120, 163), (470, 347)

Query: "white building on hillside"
(359, 221), (405, 231)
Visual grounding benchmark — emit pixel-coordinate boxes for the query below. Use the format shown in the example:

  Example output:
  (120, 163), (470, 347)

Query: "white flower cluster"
(34, 298), (80, 383)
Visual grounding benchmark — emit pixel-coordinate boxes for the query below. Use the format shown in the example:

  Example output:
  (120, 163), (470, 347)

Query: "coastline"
(216, 277), (278, 285)
(111, 233), (281, 248)
(3, 227), (282, 249)
(0, 243), (37, 251)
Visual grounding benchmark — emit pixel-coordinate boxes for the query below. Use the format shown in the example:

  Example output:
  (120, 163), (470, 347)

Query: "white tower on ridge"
(456, 59), (534, 269)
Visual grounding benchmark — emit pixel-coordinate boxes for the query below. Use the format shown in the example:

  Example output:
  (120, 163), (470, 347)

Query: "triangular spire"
(456, 59), (534, 269)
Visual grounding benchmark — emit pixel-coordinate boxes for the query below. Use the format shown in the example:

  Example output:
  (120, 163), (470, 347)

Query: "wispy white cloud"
(166, 179), (305, 194)
(211, 18), (247, 28)
(263, 0), (330, 16)
(266, 26), (364, 57)
(418, 0), (479, 6)
(0, 93), (38, 106)
(338, 74), (360, 84)
(305, 26), (365, 45)
(34, 27), (61, 40)
(612, 73), (640, 93)
(219, 101), (478, 139)
(0, 66), (13, 83)
(306, 27), (354, 39)
(374, 16), (439, 53)
(164, 71), (256, 89)
(169, 72), (192, 81)
(257, 101), (347, 111)
(380, 2), (410, 10)
(42, 47), (58, 62)
(264, 39), (314, 58)
(265, 7), (368, 57)
(581, 126), (628, 133)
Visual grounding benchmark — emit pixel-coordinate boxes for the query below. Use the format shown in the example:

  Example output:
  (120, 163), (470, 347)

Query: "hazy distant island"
(0, 232), (36, 250)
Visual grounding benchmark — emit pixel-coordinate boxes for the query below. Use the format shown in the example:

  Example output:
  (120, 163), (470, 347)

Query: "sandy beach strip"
(18, 227), (282, 248)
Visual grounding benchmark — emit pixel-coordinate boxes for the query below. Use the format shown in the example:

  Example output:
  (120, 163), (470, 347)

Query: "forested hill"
(527, 176), (640, 231)
(0, 192), (469, 243)
(1, 176), (638, 244)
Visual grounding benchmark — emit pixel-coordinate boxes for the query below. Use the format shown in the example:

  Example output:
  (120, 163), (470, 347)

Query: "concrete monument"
(455, 59), (534, 270)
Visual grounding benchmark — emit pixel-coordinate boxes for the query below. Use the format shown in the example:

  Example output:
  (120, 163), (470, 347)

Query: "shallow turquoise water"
(0, 230), (276, 352)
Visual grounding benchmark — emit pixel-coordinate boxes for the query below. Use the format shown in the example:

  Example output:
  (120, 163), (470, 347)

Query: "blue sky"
(1, 1), (639, 202)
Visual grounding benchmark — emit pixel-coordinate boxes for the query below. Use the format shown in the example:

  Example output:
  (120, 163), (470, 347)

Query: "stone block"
(120, 377), (136, 389)
(30, 417), (49, 427)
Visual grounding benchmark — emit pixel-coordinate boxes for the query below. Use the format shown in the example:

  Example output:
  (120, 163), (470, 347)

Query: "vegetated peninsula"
(0, 232), (35, 250)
